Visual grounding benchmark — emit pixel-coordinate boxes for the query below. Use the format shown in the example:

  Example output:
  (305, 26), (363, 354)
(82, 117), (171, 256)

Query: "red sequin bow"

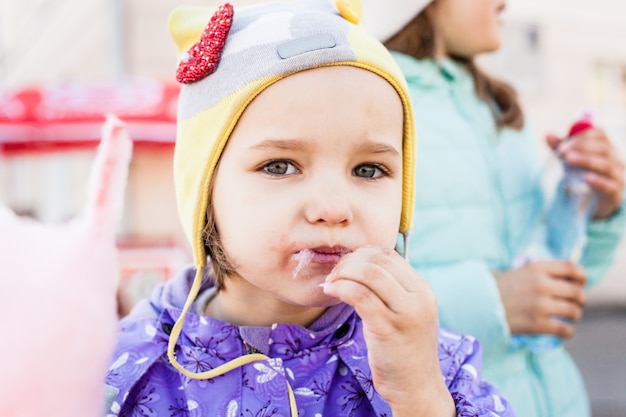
(176, 3), (234, 84)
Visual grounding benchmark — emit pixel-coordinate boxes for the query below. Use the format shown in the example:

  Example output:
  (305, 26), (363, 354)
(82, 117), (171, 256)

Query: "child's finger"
(534, 260), (587, 285)
(322, 277), (398, 333)
(326, 261), (396, 306)
(326, 254), (422, 318)
(81, 114), (133, 236)
(543, 314), (576, 338)
(545, 134), (562, 152)
(330, 247), (418, 291)
(564, 133), (612, 157)
(586, 172), (624, 200)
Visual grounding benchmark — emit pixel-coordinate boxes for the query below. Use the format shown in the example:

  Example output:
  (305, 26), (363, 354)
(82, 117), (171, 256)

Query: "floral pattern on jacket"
(104, 266), (515, 417)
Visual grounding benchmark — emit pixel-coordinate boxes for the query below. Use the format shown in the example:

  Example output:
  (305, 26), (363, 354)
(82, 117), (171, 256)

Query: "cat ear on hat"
(335, 0), (363, 24)
(168, 3), (234, 84)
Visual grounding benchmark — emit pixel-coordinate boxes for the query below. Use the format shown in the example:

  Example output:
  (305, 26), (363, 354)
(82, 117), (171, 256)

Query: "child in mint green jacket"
(362, 1), (626, 417)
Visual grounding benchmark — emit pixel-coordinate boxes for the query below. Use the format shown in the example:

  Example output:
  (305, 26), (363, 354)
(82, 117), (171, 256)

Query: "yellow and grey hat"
(167, 0), (416, 388)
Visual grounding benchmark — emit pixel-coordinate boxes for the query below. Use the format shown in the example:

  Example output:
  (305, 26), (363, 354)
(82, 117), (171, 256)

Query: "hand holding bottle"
(494, 260), (587, 338)
(546, 119), (625, 221)
(508, 116), (619, 352)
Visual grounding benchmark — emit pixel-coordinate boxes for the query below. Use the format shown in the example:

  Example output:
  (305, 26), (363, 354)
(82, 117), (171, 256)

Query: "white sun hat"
(361, 0), (434, 42)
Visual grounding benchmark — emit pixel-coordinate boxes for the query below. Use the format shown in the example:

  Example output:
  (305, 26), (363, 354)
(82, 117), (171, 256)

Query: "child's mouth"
(291, 246), (351, 279)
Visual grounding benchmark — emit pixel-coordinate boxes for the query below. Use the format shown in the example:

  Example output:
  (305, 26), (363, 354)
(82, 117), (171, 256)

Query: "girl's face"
(432, 0), (506, 58)
(210, 66), (404, 327)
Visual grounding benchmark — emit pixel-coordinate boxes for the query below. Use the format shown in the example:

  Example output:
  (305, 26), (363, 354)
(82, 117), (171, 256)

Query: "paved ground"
(563, 305), (626, 417)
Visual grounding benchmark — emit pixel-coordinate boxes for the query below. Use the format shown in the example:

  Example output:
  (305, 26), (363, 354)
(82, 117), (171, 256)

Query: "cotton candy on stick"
(0, 115), (132, 417)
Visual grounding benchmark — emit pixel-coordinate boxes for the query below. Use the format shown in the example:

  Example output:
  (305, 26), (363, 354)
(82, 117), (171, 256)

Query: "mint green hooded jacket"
(396, 52), (626, 417)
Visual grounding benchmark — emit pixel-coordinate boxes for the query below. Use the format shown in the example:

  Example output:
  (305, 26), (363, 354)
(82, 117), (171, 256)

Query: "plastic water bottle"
(510, 117), (597, 353)
(547, 117), (598, 262)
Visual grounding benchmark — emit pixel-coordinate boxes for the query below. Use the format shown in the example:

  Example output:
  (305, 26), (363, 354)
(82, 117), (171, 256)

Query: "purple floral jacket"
(104, 267), (515, 417)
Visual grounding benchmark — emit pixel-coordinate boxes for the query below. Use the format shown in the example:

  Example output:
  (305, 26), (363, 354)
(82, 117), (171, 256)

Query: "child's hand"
(547, 128), (625, 220)
(494, 260), (587, 338)
(322, 247), (455, 417)
(0, 115), (132, 417)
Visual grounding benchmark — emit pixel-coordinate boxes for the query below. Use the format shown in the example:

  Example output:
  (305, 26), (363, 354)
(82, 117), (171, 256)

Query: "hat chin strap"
(166, 266), (298, 416)
(402, 230), (410, 260)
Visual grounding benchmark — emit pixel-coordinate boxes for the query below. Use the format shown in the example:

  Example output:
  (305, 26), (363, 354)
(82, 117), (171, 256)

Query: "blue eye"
(353, 164), (385, 179)
(263, 160), (298, 176)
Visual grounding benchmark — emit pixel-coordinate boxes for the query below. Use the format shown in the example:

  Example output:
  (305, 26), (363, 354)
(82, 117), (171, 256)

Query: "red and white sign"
(0, 78), (180, 154)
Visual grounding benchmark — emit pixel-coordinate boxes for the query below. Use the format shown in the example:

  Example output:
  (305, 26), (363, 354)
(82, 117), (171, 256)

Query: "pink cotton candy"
(291, 249), (314, 279)
(0, 115), (132, 417)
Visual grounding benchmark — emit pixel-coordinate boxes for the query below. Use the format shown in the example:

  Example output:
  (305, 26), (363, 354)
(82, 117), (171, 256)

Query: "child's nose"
(304, 182), (353, 226)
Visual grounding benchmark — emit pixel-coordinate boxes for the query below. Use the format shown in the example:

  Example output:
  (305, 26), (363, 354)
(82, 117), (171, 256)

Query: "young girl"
(361, 1), (626, 417)
(104, 1), (514, 416)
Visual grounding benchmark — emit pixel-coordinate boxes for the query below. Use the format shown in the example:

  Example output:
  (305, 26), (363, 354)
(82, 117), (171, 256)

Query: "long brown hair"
(384, 5), (524, 130)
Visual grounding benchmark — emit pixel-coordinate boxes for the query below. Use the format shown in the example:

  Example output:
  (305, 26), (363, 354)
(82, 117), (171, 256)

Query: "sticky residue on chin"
(292, 249), (314, 279)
